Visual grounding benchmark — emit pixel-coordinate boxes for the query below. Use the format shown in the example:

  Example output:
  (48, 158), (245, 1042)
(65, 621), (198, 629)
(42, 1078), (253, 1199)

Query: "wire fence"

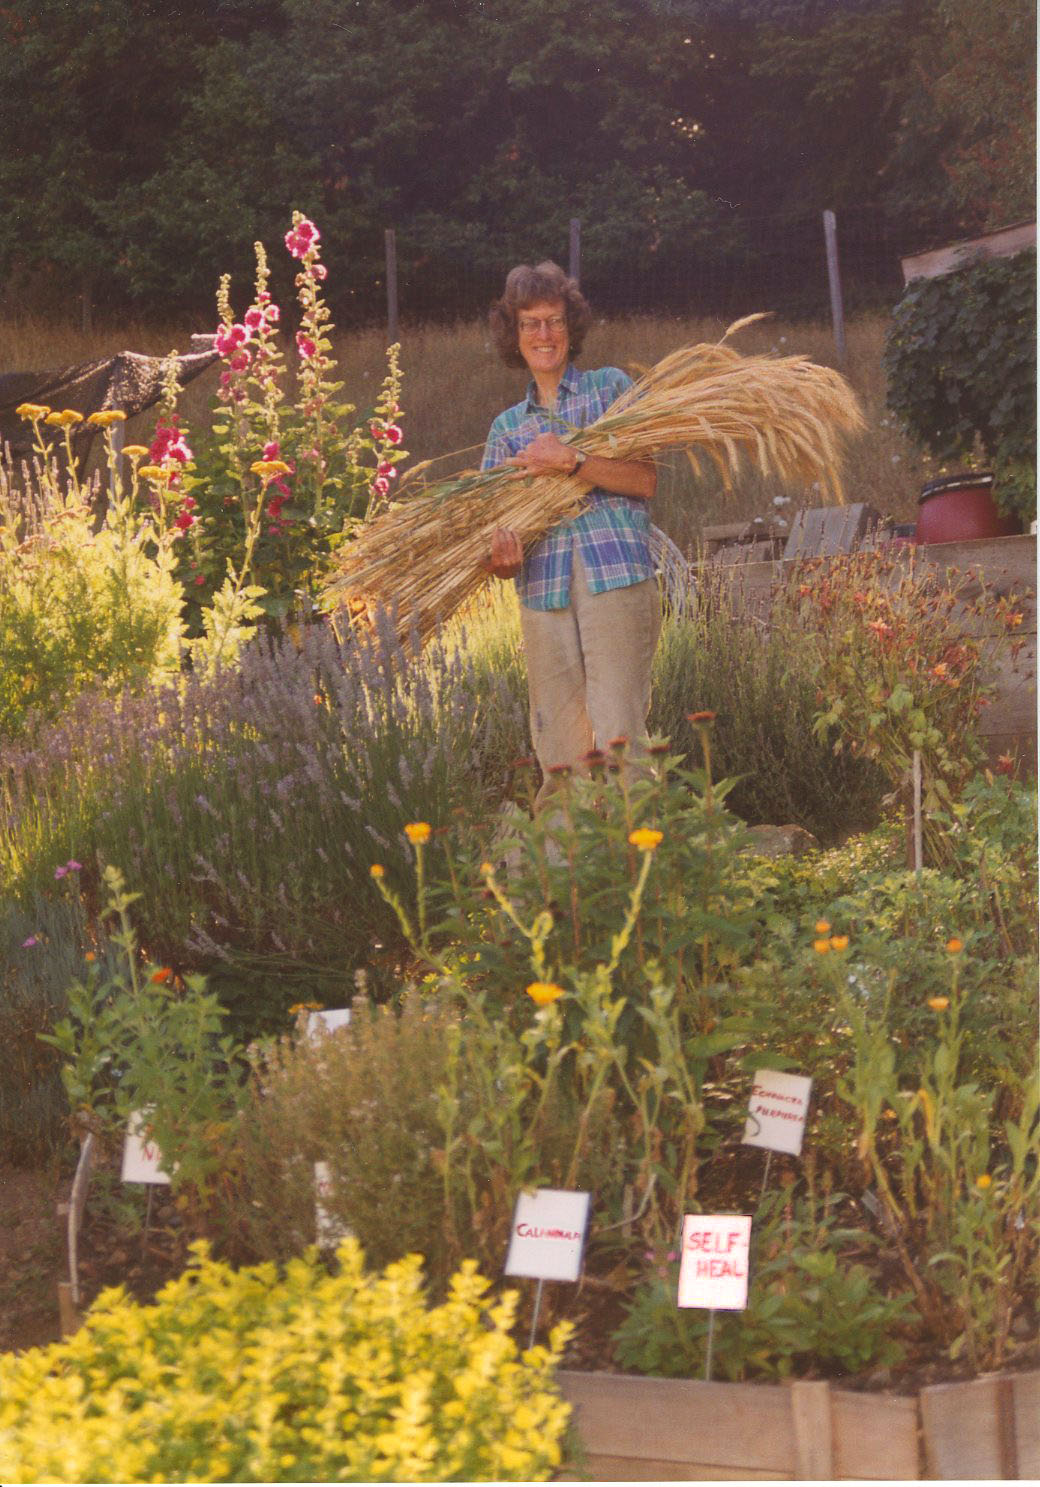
(354, 203), (974, 331)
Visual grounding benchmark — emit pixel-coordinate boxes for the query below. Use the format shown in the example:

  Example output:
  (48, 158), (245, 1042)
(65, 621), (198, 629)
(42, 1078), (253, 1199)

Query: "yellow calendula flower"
(814, 919), (832, 935)
(369, 863), (385, 878)
(812, 938), (831, 954)
(976, 1173), (992, 1190)
(945, 936), (964, 954)
(44, 409), (84, 427)
(526, 981), (565, 1006)
(829, 934), (849, 951)
(928, 996), (949, 1011)
(404, 822), (431, 845)
(628, 827), (664, 852)
(122, 444), (151, 459)
(479, 861), (494, 876)
(86, 409), (127, 427)
(15, 402), (50, 421)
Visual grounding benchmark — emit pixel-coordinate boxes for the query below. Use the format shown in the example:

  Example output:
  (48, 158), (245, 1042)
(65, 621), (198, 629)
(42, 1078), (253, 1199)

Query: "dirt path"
(0, 1163), (66, 1353)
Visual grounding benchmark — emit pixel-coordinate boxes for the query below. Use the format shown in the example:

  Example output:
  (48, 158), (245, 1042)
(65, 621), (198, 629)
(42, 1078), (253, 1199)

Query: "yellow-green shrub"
(0, 1240), (571, 1484)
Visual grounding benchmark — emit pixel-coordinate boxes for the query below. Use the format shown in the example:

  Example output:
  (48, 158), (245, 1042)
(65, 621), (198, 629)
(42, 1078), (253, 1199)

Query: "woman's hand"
(481, 526), (524, 579)
(505, 431), (656, 500)
(505, 432), (579, 477)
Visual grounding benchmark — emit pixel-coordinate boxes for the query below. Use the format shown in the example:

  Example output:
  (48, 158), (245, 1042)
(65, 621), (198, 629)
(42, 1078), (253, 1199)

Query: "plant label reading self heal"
(742, 1069), (812, 1157)
(306, 1008), (352, 1040)
(121, 1108), (172, 1185)
(314, 1162), (352, 1247)
(504, 1188), (591, 1283)
(678, 1215), (752, 1310)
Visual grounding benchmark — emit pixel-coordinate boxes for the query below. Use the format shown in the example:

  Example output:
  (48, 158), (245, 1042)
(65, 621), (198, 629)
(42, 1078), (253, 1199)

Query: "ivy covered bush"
(883, 248), (1037, 523)
(0, 1241), (572, 1484)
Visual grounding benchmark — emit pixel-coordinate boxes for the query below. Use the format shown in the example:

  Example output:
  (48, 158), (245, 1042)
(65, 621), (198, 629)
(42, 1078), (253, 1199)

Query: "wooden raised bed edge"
(558, 1366), (1040, 1480)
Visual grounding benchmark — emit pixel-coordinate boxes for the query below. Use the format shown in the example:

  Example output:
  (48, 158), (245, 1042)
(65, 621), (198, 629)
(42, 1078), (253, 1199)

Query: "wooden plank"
(790, 1380), (834, 1478)
(901, 221), (1036, 283)
(921, 1375), (1009, 1479)
(782, 503), (880, 560)
(579, 1454), (786, 1480)
(558, 1371), (797, 1474)
(1012, 1371), (1040, 1477)
(831, 1389), (921, 1480)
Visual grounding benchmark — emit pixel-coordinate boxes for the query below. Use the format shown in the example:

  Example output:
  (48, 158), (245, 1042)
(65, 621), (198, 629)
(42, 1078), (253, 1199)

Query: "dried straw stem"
(326, 320), (864, 644)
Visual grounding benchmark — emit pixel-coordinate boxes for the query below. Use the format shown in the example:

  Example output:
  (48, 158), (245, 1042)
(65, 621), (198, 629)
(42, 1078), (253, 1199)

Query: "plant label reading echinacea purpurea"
(121, 1108), (172, 1184)
(677, 1215), (752, 1311)
(504, 1188), (591, 1283)
(742, 1069), (813, 1157)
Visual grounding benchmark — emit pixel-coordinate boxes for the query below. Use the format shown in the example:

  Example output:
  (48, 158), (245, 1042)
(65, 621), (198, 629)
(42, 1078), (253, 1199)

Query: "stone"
(743, 824), (820, 859)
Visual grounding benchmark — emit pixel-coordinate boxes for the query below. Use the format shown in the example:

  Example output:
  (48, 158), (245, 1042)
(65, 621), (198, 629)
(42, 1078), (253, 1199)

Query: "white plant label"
(742, 1069), (813, 1157)
(504, 1188), (591, 1283)
(121, 1108), (172, 1185)
(314, 1161), (352, 1246)
(678, 1215), (752, 1310)
(306, 1008), (352, 1040)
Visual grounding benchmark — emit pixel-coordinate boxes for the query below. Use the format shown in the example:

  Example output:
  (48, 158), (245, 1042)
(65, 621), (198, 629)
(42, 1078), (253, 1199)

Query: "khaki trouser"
(520, 547), (662, 809)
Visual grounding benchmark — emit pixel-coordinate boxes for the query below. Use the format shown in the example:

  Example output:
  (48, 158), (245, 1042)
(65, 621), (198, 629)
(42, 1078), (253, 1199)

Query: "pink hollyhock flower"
(174, 510), (195, 531)
(372, 475), (390, 497)
(285, 218), (320, 258)
(219, 370), (232, 389)
(377, 461), (397, 479)
(296, 333), (316, 358)
(311, 262), (328, 281)
(194, 573), (206, 586)
(258, 291), (271, 304)
(262, 440), (281, 460)
(244, 307), (265, 330)
(229, 351), (250, 373)
(384, 424), (403, 445)
(263, 303), (281, 324)
(181, 495), (197, 510)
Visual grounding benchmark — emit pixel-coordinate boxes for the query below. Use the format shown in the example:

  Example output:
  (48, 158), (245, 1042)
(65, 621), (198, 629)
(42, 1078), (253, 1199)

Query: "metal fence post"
(822, 210), (847, 367)
(385, 228), (399, 345)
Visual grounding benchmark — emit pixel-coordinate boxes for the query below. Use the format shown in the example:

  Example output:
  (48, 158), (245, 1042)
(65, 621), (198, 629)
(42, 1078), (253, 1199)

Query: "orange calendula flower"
(814, 919), (831, 935)
(404, 821), (432, 845)
(628, 827), (664, 852)
(369, 863), (385, 879)
(150, 967), (173, 984)
(975, 1173), (992, 1190)
(479, 861), (495, 876)
(945, 937), (964, 954)
(812, 938), (831, 955)
(928, 996), (950, 1011)
(526, 981), (565, 1006)
(830, 934), (849, 951)
(84, 951), (96, 963)
(86, 409), (127, 427)
(686, 710), (717, 723)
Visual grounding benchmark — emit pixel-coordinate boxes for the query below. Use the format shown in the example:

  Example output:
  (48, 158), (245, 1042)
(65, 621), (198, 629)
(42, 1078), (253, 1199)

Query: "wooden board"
(901, 221), (1036, 283)
(557, 1372), (921, 1481)
(920, 1370), (1040, 1479)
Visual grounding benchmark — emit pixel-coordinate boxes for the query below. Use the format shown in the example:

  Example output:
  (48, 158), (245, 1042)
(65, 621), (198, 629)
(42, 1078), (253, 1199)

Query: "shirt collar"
(524, 363), (580, 411)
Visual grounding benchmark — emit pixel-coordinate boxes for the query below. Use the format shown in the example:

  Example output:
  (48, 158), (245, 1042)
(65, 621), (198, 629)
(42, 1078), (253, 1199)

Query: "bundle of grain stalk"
(325, 317), (864, 645)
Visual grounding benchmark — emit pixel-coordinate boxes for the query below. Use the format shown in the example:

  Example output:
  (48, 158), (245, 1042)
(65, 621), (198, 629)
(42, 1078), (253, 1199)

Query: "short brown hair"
(488, 260), (593, 369)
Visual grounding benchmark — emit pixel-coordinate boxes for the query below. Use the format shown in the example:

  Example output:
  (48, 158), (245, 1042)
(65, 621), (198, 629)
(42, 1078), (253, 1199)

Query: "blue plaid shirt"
(481, 364), (654, 611)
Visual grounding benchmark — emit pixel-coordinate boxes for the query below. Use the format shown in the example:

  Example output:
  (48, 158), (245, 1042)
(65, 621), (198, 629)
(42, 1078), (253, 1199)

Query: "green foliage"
(883, 251), (1037, 522)
(613, 1186), (912, 1381)
(0, 448), (183, 742)
(0, 1241), (572, 1484)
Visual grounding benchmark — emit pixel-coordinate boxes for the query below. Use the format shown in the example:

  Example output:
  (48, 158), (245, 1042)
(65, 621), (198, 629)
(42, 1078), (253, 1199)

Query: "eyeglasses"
(518, 314), (566, 335)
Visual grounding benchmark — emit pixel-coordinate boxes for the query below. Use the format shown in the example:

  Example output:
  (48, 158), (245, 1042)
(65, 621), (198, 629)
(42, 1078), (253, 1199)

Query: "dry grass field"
(1, 309), (925, 548)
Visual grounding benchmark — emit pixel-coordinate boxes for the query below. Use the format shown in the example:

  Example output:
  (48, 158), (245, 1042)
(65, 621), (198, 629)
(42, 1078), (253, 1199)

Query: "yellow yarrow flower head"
(814, 919), (832, 935)
(369, 863), (385, 879)
(526, 981), (565, 1006)
(250, 458), (292, 479)
(628, 827), (664, 852)
(928, 995), (950, 1011)
(122, 444), (150, 459)
(404, 821), (431, 845)
(135, 464), (166, 481)
(15, 402), (50, 421)
(945, 936), (964, 954)
(812, 938), (831, 954)
(86, 409), (127, 427)
(45, 409), (84, 427)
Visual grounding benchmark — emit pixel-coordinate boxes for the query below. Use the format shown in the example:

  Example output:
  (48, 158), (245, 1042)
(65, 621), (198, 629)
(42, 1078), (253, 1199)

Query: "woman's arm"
(506, 431), (656, 500)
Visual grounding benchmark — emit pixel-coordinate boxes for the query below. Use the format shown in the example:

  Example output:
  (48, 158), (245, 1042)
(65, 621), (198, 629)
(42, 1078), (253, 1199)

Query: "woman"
(481, 260), (661, 805)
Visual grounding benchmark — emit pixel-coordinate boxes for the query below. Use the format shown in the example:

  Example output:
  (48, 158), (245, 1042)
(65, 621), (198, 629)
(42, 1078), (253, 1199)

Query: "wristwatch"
(569, 449), (588, 476)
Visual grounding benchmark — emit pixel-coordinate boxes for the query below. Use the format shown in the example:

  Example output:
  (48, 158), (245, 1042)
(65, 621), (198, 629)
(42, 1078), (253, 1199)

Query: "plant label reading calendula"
(678, 1215), (752, 1310)
(504, 1188), (591, 1283)
(314, 1162), (352, 1247)
(121, 1108), (172, 1184)
(742, 1069), (813, 1156)
(306, 1008), (352, 1040)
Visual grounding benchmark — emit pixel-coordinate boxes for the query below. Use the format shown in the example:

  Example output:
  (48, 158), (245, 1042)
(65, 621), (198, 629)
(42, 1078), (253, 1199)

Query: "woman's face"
(517, 297), (569, 382)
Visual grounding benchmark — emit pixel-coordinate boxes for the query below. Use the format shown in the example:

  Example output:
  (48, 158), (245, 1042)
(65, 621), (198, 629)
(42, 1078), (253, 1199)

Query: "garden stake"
(912, 750), (923, 878)
(528, 1278), (545, 1350)
(759, 1149), (773, 1204)
(704, 1309), (717, 1381)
